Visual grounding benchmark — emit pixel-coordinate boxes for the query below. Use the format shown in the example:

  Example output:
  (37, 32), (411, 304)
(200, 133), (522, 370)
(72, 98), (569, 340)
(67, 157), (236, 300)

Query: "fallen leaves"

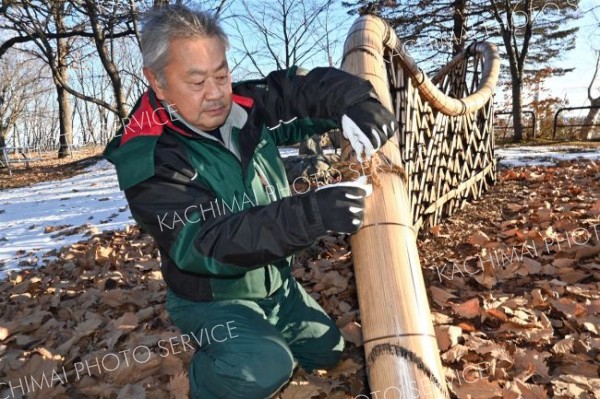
(419, 160), (600, 399)
(1, 158), (599, 399)
(0, 226), (180, 399)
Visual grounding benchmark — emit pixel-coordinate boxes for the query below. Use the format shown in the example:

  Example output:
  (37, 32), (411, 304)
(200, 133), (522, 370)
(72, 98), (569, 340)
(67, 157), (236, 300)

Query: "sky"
(544, 0), (600, 107)
(222, 0), (599, 113)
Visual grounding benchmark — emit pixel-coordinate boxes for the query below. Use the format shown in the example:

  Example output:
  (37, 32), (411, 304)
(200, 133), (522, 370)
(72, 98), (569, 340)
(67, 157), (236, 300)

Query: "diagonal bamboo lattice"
(384, 29), (499, 232)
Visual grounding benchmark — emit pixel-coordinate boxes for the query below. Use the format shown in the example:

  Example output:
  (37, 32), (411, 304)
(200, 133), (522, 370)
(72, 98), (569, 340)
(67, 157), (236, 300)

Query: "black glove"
(314, 185), (368, 234)
(341, 99), (397, 161)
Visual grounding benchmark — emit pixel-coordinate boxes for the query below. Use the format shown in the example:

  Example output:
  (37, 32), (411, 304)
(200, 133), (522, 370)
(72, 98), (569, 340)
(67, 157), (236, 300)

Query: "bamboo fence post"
(339, 14), (500, 398)
(341, 15), (450, 399)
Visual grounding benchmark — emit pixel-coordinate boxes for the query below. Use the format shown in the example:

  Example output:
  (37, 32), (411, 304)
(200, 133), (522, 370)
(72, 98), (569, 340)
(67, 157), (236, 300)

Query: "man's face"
(144, 36), (232, 131)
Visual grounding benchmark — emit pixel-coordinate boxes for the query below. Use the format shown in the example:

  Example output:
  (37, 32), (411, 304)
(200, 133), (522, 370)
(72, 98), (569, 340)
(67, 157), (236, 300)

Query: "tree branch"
(0, 29), (134, 60)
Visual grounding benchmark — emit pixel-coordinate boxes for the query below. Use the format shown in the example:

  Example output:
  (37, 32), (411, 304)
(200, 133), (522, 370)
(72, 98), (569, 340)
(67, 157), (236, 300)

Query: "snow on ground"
(0, 159), (132, 277)
(496, 145), (600, 167)
(1, 145), (599, 277)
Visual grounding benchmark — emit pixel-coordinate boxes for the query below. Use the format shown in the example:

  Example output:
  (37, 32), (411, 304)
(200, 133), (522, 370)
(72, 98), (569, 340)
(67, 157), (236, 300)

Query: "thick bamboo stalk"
(341, 15), (450, 399)
(395, 39), (500, 116)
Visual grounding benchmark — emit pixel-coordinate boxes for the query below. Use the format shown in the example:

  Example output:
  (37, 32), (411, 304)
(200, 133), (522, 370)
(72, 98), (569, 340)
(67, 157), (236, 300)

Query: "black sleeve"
(234, 66), (378, 130)
(124, 139), (326, 277)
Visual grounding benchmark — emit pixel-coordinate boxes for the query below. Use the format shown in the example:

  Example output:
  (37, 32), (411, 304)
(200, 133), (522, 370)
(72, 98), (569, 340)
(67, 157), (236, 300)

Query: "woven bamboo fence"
(383, 27), (499, 232)
(339, 14), (500, 399)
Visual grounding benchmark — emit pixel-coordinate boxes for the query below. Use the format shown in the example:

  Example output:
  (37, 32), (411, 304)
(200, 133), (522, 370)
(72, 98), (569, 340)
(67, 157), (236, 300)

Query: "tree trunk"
(511, 77), (524, 142)
(85, 0), (129, 119)
(56, 42), (73, 159)
(56, 79), (73, 158)
(452, 0), (467, 55)
(581, 99), (600, 140)
(582, 53), (600, 140)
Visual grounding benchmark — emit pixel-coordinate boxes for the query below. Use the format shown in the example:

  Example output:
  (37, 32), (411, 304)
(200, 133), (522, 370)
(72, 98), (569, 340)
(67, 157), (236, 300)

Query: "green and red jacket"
(103, 66), (375, 301)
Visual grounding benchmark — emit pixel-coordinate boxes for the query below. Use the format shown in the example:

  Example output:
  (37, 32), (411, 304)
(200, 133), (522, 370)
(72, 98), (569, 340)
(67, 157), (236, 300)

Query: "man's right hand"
(314, 184), (369, 234)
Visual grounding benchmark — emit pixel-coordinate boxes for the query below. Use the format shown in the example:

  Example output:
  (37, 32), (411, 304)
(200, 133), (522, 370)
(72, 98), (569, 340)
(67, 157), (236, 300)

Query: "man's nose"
(205, 78), (223, 100)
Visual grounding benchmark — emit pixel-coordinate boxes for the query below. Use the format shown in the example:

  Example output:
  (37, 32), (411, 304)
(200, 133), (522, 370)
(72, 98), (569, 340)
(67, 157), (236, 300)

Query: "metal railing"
(553, 105), (600, 139)
(0, 146), (44, 176)
(494, 110), (536, 139)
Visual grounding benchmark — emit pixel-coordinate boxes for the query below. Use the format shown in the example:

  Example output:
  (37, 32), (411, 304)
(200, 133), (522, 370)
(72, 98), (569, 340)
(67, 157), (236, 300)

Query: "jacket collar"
(118, 90), (190, 146)
(119, 89), (255, 147)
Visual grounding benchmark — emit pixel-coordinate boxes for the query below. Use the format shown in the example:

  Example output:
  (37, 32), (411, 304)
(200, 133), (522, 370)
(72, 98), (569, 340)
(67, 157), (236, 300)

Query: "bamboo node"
(368, 343), (450, 399)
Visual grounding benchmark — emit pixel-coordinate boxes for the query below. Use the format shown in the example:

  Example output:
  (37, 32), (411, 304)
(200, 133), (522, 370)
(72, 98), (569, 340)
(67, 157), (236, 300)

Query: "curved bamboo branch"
(342, 14), (500, 116)
(399, 41), (500, 115)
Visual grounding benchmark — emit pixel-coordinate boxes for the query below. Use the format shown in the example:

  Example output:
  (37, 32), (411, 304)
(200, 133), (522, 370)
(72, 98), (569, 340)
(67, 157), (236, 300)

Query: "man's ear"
(143, 67), (166, 100)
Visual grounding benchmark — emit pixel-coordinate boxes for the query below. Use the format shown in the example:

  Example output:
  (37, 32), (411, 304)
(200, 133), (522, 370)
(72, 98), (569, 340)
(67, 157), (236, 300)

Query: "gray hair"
(141, 5), (229, 84)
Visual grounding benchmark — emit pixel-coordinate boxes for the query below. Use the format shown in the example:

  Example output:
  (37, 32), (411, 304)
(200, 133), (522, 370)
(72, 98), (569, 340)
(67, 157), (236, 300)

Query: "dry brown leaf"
(486, 308), (508, 322)
(429, 286), (457, 307)
(557, 268), (590, 283)
(522, 257), (542, 274)
(441, 344), (469, 363)
(312, 270), (347, 296)
(514, 348), (550, 380)
(326, 358), (362, 378)
(168, 371), (189, 399)
(468, 230), (490, 246)
(452, 378), (503, 398)
(453, 298), (481, 319)
(430, 225), (442, 235)
(339, 321), (363, 346)
(552, 336), (575, 354)
(280, 380), (322, 399)
(117, 384), (146, 399)
(304, 373), (342, 394)
(473, 254), (497, 289)
(530, 289), (548, 308)
(507, 203), (524, 212)
(95, 246), (114, 260)
(0, 325), (14, 341)
(457, 322), (476, 332)
(575, 245), (600, 261)
(114, 312), (139, 330)
(591, 198), (600, 212)
(515, 379), (548, 399)
(435, 325), (462, 351)
(102, 289), (148, 308)
(552, 374), (595, 398)
(553, 258), (575, 268)
(551, 298), (587, 318)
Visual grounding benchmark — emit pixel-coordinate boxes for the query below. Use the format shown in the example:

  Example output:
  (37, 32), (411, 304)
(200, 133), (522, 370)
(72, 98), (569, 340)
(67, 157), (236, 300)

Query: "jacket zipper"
(197, 134), (273, 193)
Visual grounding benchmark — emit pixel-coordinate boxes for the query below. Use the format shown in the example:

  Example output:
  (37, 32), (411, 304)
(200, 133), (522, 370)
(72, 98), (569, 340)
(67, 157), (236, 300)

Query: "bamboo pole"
(341, 15), (450, 399)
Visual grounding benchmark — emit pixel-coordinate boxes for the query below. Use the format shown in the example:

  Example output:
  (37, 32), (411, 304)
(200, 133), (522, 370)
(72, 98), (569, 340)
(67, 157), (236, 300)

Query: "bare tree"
(0, 54), (45, 151)
(580, 51), (600, 140)
(0, 0), (150, 155)
(52, 1), (75, 157)
(0, 51), (55, 153)
(75, 0), (131, 119)
(346, 0), (581, 142)
(228, 0), (337, 77)
(488, 0), (579, 142)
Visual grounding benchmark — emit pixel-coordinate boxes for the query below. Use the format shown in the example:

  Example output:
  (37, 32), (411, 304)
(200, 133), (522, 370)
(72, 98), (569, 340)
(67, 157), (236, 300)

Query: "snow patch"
(0, 159), (132, 278)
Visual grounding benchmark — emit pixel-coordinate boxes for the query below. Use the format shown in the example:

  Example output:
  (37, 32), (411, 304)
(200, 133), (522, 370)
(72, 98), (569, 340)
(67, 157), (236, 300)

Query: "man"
(104, 5), (396, 399)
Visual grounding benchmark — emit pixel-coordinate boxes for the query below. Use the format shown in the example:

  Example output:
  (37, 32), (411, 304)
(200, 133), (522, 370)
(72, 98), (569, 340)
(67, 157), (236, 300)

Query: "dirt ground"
(0, 146), (105, 191)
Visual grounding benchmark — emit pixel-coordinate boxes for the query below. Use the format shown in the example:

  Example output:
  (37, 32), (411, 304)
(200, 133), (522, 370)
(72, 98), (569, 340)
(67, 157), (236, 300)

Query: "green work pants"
(166, 276), (344, 399)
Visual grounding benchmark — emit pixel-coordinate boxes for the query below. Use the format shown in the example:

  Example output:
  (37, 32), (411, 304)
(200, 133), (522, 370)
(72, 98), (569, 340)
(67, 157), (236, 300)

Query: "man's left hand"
(341, 99), (397, 162)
